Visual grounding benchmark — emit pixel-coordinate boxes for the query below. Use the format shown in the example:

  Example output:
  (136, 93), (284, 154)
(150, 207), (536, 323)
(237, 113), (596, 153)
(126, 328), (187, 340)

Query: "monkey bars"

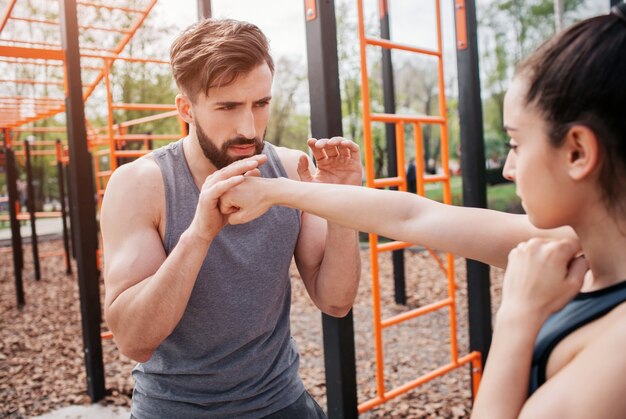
(0, 0), (186, 399)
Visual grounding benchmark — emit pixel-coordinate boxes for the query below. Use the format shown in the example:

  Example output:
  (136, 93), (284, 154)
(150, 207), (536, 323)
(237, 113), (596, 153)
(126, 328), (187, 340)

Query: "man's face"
(190, 63), (272, 169)
(195, 122), (266, 170)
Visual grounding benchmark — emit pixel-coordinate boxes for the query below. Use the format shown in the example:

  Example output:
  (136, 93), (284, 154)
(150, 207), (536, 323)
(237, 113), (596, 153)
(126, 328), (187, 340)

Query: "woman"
(222, 5), (626, 417)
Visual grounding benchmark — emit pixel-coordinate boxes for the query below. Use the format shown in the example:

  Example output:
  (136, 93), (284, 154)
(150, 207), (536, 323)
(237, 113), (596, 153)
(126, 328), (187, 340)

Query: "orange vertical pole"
(103, 59), (117, 172)
(434, 0), (460, 364)
(471, 355), (483, 397)
(413, 123), (425, 196)
(178, 116), (188, 137)
(357, 0), (375, 188)
(369, 233), (386, 399)
(435, 0), (452, 198)
(395, 121), (406, 192)
(357, 0), (387, 399)
(447, 250), (459, 362)
(4, 127), (12, 148)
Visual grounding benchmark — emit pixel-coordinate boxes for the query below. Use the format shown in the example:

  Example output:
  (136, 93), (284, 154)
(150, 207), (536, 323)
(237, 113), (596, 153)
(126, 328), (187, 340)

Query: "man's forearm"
(313, 221), (361, 317)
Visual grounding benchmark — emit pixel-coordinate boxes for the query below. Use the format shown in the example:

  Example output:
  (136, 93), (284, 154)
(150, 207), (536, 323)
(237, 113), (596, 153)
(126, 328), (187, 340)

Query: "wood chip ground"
(1, 240), (504, 418)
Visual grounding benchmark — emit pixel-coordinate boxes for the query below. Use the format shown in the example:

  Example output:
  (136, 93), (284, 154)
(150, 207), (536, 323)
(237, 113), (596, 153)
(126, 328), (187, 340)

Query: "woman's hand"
(500, 237), (588, 323)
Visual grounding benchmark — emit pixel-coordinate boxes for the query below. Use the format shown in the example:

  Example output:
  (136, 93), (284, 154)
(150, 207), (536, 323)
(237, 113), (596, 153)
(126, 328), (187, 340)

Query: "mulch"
(0, 240), (504, 418)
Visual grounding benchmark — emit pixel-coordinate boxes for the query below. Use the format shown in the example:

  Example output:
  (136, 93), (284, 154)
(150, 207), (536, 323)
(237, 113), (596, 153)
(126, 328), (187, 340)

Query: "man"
(100, 18), (361, 418)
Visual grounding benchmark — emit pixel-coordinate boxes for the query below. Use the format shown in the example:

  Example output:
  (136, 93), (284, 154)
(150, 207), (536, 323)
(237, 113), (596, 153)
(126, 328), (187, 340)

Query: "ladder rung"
(114, 150), (150, 157)
(111, 103), (176, 111)
(364, 37), (441, 58)
(370, 113), (445, 125)
(424, 175), (449, 183)
(372, 176), (403, 188)
(376, 240), (412, 252)
(382, 297), (453, 328)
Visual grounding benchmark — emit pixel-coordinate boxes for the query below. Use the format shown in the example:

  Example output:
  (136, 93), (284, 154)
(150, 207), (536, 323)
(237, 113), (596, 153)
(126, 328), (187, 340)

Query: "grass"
(423, 175), (522, 213)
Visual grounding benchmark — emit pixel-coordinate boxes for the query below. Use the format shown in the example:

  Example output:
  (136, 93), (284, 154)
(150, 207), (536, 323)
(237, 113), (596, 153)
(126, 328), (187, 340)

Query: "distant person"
(485, 151), (502, 169)
(406, 158), (416, 193)
(222, 5), (626, 417)
(16, 179), (26, 210)
(100, 18), (362, 418)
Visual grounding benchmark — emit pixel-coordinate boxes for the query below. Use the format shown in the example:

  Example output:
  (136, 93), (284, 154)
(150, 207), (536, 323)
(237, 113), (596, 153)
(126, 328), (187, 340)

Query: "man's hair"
(170, 18), (274, 100)
(516, 11), (626, 212)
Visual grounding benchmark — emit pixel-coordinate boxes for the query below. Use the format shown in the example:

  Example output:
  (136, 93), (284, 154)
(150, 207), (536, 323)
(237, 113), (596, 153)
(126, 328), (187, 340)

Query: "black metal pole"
(305, 1), (358, 417)
(56, 140), (72, 275)
(379, 0), (407, 306)
(59, 0), (105, 402)
(197, 0), (212, 19)
(24, 140), (41, 280)
(4, 132), (24, 307)
(453, 0), (492, 395)
(65, 162), (76, 259)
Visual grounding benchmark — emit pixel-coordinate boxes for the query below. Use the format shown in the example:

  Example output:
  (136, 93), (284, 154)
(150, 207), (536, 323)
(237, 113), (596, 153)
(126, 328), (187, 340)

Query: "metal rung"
(364, 37), (441, 57)
(376, 240), (412, 252)
(381, 297), (453, 328)
(372, 176), (403, 188)
(370, 113), (445, 125)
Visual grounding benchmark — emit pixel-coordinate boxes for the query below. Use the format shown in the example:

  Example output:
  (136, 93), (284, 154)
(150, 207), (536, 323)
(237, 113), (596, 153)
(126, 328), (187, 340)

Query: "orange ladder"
(356, 0), (482, 412)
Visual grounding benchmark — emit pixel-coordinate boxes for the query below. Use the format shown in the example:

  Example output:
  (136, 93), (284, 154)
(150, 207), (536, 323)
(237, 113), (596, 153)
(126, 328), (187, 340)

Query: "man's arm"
(101, 155), (265, 362)
(276, 138), (362, 317)
(223, 177), (575, 269)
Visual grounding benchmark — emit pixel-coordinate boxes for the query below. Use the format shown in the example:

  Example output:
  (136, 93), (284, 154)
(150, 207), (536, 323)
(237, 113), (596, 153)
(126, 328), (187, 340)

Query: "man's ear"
(564, 124), (600, 181)
(175, 93), (193, 124)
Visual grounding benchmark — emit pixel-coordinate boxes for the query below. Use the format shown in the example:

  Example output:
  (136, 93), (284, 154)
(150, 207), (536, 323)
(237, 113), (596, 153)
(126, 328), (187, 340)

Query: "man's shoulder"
(109, 155), (160, 184)
(104, 155), (164, 205)
(271, 145), (308, 180)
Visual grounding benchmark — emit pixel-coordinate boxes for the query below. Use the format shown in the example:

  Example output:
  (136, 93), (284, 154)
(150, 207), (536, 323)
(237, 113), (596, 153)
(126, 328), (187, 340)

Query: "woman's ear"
(564, 125), (600, 181)
(175, 94), (193, 124)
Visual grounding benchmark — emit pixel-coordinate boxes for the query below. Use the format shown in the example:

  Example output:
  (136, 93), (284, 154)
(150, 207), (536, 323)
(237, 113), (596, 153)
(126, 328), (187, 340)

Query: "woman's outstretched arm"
(221, 176), (575, 268)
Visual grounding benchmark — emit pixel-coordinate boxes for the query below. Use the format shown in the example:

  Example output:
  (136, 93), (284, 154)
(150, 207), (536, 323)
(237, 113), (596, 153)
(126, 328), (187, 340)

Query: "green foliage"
(424, 176), (522, 213)
(479, 0), (586, 153)
(266, 56), (309, 151)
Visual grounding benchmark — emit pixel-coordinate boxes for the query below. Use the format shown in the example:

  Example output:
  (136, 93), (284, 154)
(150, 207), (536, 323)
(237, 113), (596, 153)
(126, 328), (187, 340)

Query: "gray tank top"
(131, 139), (305, 418)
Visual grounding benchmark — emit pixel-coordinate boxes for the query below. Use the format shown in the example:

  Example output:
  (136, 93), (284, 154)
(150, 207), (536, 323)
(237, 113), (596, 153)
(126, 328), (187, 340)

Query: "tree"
(266, 56), (309, 151)
(479, 0), (586, 161)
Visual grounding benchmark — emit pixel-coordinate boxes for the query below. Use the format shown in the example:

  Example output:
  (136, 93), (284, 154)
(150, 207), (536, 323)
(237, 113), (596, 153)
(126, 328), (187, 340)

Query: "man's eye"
(256, 101), (269, 107)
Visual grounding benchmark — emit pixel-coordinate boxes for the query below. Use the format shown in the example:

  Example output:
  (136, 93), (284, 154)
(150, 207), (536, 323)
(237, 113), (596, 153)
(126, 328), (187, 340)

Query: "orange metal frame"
(0, 0), (186, 342)
(356, 0), (482, 412)
(3, 135), (70, 267)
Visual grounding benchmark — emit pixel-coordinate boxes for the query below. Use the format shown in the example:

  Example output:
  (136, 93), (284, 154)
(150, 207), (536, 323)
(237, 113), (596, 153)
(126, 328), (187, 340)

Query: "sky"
(154, 0), (309, 60)
(147, 0), (609, 103)
(153, 0), (459, 65)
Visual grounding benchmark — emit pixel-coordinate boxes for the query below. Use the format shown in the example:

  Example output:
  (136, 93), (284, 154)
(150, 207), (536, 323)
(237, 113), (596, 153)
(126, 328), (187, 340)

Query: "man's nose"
(236, 108), (256, 139)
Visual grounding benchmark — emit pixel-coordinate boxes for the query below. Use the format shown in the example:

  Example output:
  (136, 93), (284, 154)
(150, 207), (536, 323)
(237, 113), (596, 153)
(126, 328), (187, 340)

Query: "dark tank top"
(131, 139), (305, 419)
(529, 279), (626, 394)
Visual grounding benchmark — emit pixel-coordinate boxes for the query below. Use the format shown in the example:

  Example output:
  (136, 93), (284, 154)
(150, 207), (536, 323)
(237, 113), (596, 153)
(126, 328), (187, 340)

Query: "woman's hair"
(169, 18), (274, 101)
(516, 7), (626, 211)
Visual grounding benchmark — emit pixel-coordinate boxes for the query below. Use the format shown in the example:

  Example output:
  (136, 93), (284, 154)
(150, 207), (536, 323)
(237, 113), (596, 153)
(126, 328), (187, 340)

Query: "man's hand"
(188, 155), (267, 243)
(300, 137), (362, 186)
(220, 176), (273, 225)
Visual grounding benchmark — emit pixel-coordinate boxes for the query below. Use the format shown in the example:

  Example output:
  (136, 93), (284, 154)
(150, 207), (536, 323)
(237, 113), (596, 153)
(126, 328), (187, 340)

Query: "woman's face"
(502, 77), (577, 229)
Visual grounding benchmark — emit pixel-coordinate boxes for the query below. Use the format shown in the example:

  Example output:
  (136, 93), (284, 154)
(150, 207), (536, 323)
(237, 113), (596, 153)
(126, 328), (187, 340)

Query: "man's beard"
(195, 123), (265, 169)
